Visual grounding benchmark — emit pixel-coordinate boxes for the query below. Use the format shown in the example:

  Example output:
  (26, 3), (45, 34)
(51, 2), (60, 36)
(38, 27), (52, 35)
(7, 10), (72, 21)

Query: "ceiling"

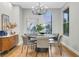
(11, 2), (66, 8)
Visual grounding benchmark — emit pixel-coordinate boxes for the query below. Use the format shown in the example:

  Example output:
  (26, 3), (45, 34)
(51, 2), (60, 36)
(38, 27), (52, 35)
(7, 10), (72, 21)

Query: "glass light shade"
(32, 3), (48, 15)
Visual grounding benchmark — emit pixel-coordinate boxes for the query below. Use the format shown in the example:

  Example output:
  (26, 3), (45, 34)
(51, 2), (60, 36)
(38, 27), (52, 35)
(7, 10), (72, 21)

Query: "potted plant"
(36, 24), (44, 34)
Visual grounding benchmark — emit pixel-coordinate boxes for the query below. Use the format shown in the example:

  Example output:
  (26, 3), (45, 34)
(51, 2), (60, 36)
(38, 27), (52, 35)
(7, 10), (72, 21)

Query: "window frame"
(63, 8), (69, 36)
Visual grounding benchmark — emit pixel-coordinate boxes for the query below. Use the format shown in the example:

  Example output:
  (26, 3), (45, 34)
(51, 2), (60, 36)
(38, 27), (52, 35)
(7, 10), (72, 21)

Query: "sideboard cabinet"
(0, 34), (18, 52)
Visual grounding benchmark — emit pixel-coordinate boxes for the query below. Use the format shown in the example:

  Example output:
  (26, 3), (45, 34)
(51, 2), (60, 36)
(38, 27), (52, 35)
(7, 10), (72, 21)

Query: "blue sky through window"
(43, 10), (52, 24)
(42, 10), (52, 34)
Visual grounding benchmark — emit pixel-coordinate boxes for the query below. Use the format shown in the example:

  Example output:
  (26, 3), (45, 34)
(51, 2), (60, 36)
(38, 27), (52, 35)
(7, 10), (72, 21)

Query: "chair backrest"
(36, 36), (49, 48)
(22, 34), (29, 45)
(58, 35), (62, 45)
(53, 33), (59, 41)
(57, 34), (59, 39)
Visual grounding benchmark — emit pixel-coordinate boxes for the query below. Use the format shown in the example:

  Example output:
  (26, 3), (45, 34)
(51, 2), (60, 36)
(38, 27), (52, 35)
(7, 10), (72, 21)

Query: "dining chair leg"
(58, 44), (62, 56)
(33, 44), (34, 50)
(33, 44), (35, 50)
(32, 43), (36, 50)
(32, 44), (34, 50)
(49, 44), (52, 57)
(26, 45), (28, 56)
(34, 43), (37, 51)
(34, 43), (36, 50)
(21, 45), (28, 56)
(21, 45), (24, 53)
(31, 44), (33, 50)
(30, 44), (32, 49)
(60, 44), (62, 56)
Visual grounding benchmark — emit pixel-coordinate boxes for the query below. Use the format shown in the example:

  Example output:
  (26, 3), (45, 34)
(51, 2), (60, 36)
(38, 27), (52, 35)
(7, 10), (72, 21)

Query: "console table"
(0, 34), (18, 53)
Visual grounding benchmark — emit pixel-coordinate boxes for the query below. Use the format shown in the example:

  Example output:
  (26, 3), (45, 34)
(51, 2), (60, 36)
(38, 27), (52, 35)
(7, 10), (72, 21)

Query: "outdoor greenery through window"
(63, 8), (69, 36)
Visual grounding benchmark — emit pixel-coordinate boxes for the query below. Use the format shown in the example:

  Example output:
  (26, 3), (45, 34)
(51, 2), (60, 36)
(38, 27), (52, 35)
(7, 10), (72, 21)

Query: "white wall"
(0, 2), (23, 45)
(61, 2), (79, 55)
(19, 7), (23, 35)
(43, 2), (79, 55)
(22, 9), (37, 33)
(0, 2), (13, 30)
(11, 6), (23, 45)
(11, 6), (20, 34)
(52, 8), (62, 34)
(0, 11), (1, 30)
(11, 6), (23, 35)
(50, 2), (79, 55)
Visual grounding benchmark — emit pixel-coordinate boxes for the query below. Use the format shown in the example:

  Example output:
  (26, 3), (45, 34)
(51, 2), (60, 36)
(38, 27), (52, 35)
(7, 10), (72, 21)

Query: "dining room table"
(28, 34), (57, 40)
(28, 34), (56, 54)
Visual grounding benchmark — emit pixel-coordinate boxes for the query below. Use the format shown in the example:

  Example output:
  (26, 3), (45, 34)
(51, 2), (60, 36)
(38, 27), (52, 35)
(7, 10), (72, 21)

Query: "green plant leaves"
(36, 24), (44, 33)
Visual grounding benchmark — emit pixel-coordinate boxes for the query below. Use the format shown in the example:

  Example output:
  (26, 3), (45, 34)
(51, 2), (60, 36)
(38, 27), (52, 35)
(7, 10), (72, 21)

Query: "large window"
(42, 10), (52, 34)
(63, 8), (69, 36)
(26, 10), (52, 34)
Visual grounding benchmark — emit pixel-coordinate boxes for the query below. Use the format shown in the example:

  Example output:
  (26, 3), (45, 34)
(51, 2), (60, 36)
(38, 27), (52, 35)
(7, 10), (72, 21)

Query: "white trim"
(61, 42), (79, 56)
(63, 35), (69, 40)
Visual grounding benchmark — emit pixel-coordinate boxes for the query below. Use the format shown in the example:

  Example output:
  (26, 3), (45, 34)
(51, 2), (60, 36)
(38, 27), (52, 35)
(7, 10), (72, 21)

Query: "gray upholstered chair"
(21, 34), (28, 54)
(53, 33), (59, 41)
(49, 35), (63, 56)
(21, 34), (37, 53)
(36, 36), (49, 49)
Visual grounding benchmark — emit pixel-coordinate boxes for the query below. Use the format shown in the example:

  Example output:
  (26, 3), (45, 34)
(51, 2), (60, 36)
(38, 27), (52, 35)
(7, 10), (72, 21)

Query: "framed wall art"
(1, 14), (9, 31)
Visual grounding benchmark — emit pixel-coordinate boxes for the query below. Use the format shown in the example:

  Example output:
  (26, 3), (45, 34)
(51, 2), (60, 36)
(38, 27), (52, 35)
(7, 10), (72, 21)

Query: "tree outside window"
(63, 8), (69, 36)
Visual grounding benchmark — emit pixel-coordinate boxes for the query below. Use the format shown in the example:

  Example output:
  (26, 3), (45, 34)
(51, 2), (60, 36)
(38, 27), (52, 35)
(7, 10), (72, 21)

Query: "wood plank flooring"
(0, 45), (77, 57)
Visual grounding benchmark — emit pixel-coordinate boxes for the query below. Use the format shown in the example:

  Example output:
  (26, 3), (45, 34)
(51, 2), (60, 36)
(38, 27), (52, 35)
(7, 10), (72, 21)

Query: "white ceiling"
(11, 2), (66, 8)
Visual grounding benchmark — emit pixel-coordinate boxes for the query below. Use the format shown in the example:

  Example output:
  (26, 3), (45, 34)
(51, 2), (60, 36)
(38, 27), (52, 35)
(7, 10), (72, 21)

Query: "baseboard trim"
(61, 42), (79, 57)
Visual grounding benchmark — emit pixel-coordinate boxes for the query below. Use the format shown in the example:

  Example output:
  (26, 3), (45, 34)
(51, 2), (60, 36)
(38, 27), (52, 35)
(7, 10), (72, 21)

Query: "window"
(63, 8), (69, 36)
(42, 10), (52, 34)
(25, 10), (52, 34)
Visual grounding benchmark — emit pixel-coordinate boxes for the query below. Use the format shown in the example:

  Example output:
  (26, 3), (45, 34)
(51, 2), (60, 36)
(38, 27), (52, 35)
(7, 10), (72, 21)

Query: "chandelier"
(32, 3), (48, 15)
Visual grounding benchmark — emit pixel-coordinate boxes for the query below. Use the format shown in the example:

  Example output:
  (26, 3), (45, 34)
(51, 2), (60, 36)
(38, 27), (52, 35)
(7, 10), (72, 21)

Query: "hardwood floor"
(0, 45), (77, 57)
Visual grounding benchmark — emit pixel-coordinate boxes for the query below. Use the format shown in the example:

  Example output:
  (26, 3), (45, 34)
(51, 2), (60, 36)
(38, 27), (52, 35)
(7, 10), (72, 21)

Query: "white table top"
(29, 34), (56, 37)
(29, 34), (56, 40)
